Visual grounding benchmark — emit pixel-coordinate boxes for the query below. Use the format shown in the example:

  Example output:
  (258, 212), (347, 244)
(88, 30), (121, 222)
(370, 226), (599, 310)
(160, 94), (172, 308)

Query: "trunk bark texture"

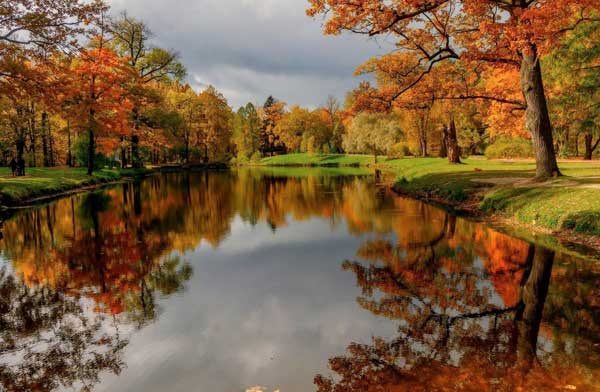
(520, 47), (561, 178)
(446, 118), (461, 164)
(438, 127), (447, 158)
(583, 132), (599, 160)
(87, 110), (95, 176)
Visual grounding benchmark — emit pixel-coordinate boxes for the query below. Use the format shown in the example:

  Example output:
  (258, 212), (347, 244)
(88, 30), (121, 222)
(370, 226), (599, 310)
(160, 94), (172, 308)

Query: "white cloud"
(107, 0), (391, 108)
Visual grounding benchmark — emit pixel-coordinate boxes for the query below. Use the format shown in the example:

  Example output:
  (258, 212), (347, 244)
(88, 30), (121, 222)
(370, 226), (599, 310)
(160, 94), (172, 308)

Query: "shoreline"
(0, 164), (229, 209)
(390, 183), (600, 257)
(2, 160), (599, 257)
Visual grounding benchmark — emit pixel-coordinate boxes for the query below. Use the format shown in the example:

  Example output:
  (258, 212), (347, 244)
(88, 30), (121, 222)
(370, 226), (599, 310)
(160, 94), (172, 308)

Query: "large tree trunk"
(131, 107), (143, 168)
(584, 133), (593, 160)
(67, 121), (73, 167)
(418, 130), (428, 157)
(583, 132), (599, 161)
(520, 47), (561, 179)
(120, 136), (128, 168)
(48, 122), (55, 166)
(131, 134), (141, 168)
(446, 118), (461, 164)
(41, 112), (50, 167)
(87, 127), (95, 175)
(87, 110), (95, 176)
(28, 103), (37, 167)
(184, 134), (190, 164)
(438, 127), (447, 158)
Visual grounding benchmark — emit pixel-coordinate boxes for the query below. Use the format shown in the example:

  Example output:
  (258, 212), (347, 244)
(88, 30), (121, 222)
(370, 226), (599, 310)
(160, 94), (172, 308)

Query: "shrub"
(388, 142), (411, 159)
(485, 137), (534, 159)
(562, 211), (600, 235)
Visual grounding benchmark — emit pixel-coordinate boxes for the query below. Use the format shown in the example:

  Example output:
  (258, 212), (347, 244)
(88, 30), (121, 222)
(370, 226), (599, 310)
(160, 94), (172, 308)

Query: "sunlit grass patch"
(0, 168), (124, 206)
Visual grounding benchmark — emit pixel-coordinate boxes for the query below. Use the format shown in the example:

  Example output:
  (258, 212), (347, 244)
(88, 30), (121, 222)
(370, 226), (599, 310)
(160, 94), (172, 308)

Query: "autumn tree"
(275, 105), (330, 153)
(66, 45), (133, 174)
(259, 96), (286, 156)
(308, 0), (600, 178)
(321, 95), (345, 153)
(197, 86), (233, 163)
(233, 102), (261, 160)
(343, 113), (403, 162)
(110, 12), (186, 167)
(545, 19), (600, 159)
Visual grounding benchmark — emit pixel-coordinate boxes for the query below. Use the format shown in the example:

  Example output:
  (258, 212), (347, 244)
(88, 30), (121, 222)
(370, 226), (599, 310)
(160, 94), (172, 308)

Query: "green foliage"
(485, 137), (534, 159)
(72, 135), (118, 169)
(562, 212), (600, 235)
(343, 113), (404, 157)
(387, 143), (411, 159)
(233, 103), (261, 160)
(545, 19), (600, 157)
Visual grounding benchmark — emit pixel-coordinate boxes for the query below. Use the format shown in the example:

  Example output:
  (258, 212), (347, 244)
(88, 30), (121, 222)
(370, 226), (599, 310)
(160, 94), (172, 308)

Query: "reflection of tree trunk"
(515, 245), (554, 368)
(446, 215), (456, 238)
(46, 205), (55, 244)
(133, 181), (142, 216)
(185, 173), (192, 204)
(520, 45), (561, 178)
(71, 198), (76, 239)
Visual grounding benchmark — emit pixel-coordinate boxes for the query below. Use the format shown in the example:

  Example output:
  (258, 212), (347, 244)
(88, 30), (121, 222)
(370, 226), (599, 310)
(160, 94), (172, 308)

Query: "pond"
(0, 169), (598, 392)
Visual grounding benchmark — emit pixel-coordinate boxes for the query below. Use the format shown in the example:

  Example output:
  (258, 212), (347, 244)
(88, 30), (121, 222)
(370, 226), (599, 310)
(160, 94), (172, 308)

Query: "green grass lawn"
(389, 157), (600, 236)
(0, 167), (135, 206)
(259, 153), (600, 236)
(259, 153), (379, 166)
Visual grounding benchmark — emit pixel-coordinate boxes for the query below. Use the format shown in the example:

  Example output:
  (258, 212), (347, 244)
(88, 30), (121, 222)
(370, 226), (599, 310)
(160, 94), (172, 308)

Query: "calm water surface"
(0, 169), (598, 392)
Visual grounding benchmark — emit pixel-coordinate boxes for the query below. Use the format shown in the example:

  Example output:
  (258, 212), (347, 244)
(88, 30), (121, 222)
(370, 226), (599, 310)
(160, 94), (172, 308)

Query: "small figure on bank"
(17, 157), (25, 176)
(9, 158), (17, 176)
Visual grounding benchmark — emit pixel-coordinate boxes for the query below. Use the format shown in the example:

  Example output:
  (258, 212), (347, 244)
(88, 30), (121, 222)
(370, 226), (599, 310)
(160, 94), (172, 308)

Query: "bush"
(388, 143), (411, 159)
(562, 211), (600, 235)
(485, 137), (534, 159)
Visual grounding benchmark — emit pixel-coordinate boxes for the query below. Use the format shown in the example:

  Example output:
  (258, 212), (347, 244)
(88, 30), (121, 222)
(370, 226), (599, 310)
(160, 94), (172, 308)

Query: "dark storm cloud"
(108, 0), (392, 108)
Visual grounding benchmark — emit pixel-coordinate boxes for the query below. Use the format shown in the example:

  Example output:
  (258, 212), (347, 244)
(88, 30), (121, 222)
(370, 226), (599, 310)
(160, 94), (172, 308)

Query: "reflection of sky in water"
(1, 172), (596, 392)
(95, 217), (398, 392)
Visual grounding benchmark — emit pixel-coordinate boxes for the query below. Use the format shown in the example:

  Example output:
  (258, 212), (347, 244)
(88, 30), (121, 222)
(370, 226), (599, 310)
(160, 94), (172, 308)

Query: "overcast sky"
(108, 0), (391, 109)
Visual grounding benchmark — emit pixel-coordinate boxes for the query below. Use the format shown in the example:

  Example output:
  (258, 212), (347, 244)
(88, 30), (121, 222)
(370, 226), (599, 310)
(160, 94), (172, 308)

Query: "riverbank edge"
(0, 164), (228, 209)
(2, 162), (599, 257)
(390, 183), (600, 256)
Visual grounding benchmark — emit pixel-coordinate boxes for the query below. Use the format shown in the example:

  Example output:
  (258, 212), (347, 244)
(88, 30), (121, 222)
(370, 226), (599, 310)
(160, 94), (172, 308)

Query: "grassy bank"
(259, 153), (381, 167)
(389, 157), (600, 239)
(259, 153), (600, 240)
(0, 167), (148, 206)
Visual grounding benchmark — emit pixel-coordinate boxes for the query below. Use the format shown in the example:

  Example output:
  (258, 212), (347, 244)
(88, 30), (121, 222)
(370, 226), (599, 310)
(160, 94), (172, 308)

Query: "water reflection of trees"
(0, 170), (598, 391)
(0, 267), (126, 392)
(316, 225), (600, 391)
